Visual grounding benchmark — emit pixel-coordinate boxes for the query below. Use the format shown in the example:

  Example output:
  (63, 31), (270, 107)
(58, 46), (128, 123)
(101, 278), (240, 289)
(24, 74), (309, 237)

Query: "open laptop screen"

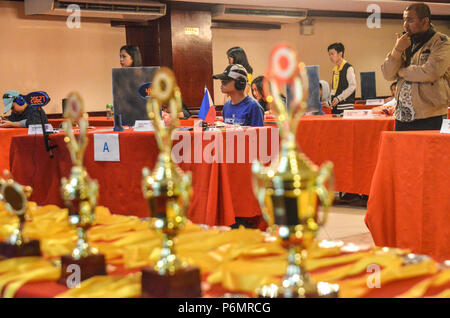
(112, 66), (159, 126)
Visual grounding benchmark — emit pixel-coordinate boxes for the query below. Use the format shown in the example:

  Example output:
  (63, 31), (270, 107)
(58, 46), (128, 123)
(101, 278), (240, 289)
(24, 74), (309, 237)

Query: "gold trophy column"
(58, 92), (106, 285)
(252, 44), (339, 298)
(140, 68), (200, 298)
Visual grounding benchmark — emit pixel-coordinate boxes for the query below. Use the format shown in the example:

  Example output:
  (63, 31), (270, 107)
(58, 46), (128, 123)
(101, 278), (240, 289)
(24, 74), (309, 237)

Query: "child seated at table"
(1, 90), (48, 128)
(372, 81), (397, 116)
(213, 64), (264, 127)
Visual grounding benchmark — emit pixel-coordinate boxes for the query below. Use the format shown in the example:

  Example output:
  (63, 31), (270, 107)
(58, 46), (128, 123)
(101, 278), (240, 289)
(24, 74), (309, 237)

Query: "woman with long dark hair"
(119, 45), (143, 67)
(226, 47), (253, 82)
(251, 75), (286, 114)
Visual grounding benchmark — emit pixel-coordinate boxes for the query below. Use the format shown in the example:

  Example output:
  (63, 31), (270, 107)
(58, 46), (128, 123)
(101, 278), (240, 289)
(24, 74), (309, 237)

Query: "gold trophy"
(140, 68), (200, 298)
(252, 44), (339, 298)
(0, 172), (41, 258)
(58, 92), (106, 285)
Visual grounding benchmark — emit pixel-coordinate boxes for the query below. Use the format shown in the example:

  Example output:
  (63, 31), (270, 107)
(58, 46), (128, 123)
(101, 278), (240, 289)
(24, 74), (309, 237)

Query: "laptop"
(112, 66), (159, 127)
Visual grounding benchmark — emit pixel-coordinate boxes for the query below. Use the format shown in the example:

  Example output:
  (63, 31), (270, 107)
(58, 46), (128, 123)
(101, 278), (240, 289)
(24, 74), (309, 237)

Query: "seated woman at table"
(251, 75), (287, 115)
(1, 90), (48, 128)
(119, 45), (143, 67)
(161, 102), (191, 126)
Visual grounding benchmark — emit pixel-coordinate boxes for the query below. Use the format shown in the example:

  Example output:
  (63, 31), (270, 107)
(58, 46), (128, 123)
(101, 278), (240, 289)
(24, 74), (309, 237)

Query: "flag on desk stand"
(198, 86), (215, 125)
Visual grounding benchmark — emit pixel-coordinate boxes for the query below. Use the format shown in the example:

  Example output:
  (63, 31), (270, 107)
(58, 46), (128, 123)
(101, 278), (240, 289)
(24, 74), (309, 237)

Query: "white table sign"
(343, 109), (374, 119)
(440, 119), (450, 134)
(365, 99), (385, 106)
(94, 133), (120, 161)
(28, 124), (54, 135)
(133, 120), (154, 132)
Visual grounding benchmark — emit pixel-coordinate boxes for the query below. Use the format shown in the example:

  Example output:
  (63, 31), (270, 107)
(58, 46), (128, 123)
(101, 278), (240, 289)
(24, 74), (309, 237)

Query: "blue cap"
(2, 90), (20, 114)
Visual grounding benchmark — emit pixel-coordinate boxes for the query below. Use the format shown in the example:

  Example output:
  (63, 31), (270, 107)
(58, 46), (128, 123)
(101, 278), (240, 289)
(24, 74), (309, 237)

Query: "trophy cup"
(252, 44), (339, 298)
(140, 68), (200, 298)
(58, 92), (106, 285)
(0, 174), (41, 258)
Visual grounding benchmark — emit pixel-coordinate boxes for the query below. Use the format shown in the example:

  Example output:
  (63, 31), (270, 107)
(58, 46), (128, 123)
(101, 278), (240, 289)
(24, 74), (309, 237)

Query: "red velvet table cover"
(0, 128), (28, 173)
(48, 117), (114, 128)
(9, 115), (395, 225)
(9, 127), (276, 227)
(365, 131), (450, 262)
(297, 115), (395, 195)
(48, 118), (197, 129)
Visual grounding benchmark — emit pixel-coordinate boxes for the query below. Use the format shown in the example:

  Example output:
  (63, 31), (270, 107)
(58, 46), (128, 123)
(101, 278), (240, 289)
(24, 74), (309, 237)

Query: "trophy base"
(141, 266), (202, 298)
(0, 240), (41, 258)
(58, 254), (106, 285)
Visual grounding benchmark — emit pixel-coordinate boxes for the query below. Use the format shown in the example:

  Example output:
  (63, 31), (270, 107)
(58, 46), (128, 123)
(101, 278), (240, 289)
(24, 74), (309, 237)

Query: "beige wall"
(1, 0), (448, 111)
(0, 1), (126, 114)
(212, 17), (450, 104)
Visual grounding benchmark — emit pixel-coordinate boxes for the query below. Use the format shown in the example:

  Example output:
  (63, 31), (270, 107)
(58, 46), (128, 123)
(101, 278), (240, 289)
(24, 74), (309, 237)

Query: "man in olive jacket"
(381, 3), (449, 131)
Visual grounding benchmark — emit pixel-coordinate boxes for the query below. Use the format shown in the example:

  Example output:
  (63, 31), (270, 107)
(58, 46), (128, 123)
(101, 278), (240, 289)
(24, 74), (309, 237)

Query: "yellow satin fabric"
(205, 251), (374, 293)
(1, 203), (447, 298)
(338, 259), (438, 298)
(397, 269), (450, 298)
(0, 257), (60, 298)
(56, 273), (141, 298)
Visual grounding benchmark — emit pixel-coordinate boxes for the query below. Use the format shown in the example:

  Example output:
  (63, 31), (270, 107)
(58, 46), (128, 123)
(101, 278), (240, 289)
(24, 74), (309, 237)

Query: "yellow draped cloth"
(0, 203), (448, 298)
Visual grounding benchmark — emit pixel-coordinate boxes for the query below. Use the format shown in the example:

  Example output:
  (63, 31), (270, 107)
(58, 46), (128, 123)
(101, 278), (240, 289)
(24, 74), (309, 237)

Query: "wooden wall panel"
(125, 4), (213, 110)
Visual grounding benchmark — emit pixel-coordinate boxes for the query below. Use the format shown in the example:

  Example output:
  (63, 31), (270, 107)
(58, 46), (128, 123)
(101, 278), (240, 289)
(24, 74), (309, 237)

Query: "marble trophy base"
(141, 266), (202, 298)
(0, 240), (41, 258)
(58, 254), (106, 285)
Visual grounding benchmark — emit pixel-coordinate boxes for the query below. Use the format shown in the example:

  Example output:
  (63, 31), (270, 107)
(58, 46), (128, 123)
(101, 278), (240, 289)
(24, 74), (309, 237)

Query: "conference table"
(9, 126), (277, 227)
(47, 117), (197, 129)
(48, 116), (114, 129)
(0, 128), (28, 173)
(365, 131), (450, 262)
(321, 103), (382, 114)
(8, 115), (395, 227)
(297, 115), (395, 195)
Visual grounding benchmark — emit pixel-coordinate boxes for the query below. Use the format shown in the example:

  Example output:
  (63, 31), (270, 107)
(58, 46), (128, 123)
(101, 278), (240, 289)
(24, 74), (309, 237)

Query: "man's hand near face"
(394, 32), (412, 54)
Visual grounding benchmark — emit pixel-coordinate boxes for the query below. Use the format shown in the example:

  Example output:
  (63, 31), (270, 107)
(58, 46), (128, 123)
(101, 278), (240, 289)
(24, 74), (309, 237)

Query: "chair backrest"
(360, 72), (377, 100)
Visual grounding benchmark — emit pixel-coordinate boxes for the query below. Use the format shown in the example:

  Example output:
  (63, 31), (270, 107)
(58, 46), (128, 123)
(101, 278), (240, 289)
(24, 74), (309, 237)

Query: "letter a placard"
(94, 133), (120, 161)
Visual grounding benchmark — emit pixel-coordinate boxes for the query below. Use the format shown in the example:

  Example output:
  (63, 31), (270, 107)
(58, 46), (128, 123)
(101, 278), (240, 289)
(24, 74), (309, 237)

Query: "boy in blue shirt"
(213, 64), (264, 127)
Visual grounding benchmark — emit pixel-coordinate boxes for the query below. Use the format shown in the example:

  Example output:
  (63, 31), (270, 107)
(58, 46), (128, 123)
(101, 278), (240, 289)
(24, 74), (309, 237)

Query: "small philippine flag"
(198, 86), (215, 124)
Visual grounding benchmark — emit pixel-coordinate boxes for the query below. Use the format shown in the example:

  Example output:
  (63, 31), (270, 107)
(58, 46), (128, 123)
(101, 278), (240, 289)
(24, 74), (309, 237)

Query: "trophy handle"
(315, 161), (335, 226)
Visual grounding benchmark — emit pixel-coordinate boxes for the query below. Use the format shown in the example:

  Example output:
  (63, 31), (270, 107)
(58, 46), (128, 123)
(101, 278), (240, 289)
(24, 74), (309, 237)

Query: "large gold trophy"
(58, 92), (106, 285)
(0, 173), (41, 258)
(252, 44), (339, 298)
(140, 68), (200, 298)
